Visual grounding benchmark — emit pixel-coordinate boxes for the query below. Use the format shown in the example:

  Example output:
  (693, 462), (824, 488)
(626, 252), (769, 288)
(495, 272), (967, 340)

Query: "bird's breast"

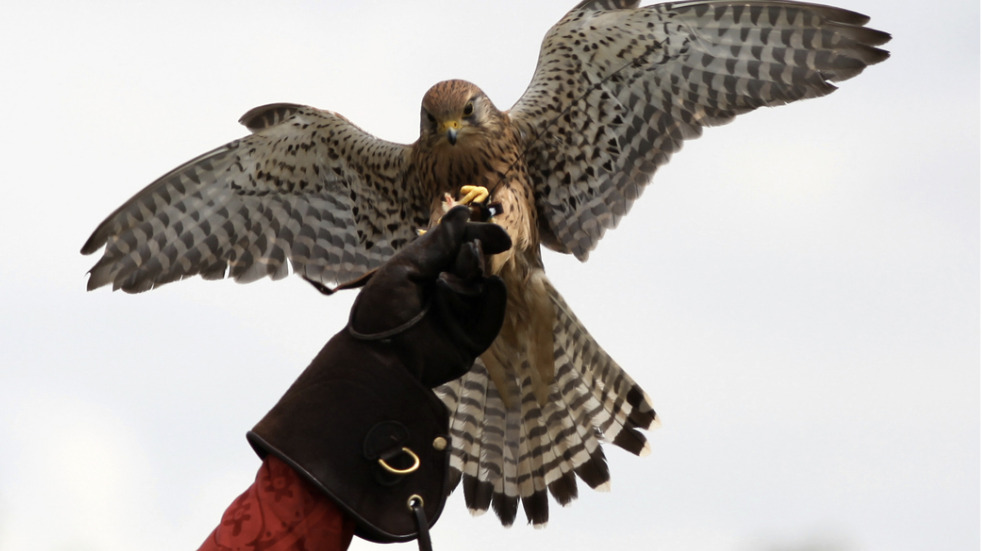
(415, 129), (539, 275)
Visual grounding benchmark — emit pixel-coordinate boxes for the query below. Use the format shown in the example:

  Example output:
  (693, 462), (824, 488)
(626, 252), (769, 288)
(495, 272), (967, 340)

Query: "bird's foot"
(456, 185), (502, 222)
(457, 185), (489, 206)
(423, 188), (500, 235)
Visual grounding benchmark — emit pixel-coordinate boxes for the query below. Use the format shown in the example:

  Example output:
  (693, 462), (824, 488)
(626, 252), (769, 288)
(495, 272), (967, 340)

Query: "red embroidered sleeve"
(198, 455), (356, 551)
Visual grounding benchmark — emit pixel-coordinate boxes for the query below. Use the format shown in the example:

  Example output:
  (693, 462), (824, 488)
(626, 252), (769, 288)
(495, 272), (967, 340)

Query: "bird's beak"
(439, 120), (461, 145)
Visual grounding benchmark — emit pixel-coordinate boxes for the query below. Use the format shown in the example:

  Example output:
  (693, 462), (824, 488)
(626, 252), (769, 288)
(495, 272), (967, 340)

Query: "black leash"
(410, 497), (433, 551)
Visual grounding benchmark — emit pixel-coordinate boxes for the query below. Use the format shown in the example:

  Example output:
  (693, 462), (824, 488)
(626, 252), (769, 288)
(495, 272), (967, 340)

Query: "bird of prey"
(81, 0), (889, 527)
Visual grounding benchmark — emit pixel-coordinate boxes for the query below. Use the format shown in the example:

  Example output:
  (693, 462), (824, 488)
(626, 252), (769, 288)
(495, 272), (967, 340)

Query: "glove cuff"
(248, 332), (452, 544)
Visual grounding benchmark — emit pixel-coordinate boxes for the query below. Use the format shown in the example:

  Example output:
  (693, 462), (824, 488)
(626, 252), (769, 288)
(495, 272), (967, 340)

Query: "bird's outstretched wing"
(509, 0), (890, 259)
(82, 104), (425, 292)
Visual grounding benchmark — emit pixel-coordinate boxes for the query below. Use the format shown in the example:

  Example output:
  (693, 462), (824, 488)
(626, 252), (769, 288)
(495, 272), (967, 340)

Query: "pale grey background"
(1, 1), (977, 550)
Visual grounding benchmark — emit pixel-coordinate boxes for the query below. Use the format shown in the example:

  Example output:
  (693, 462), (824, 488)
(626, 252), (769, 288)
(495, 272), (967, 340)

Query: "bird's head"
(419, 80), (502, 149)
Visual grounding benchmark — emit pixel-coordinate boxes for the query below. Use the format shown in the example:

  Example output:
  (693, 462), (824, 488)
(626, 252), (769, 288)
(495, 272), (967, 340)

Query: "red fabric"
(198, 455), (356, 551)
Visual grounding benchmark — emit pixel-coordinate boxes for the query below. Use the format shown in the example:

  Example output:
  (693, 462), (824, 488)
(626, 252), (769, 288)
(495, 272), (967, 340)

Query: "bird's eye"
(426, 112), (436, 124)
(463, 102), (474, 117)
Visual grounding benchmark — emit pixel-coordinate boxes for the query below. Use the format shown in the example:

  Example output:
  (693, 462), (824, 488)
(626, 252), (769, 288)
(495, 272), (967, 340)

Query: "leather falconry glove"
(247, 206), (511, 548)
(348, 204), (511, 386)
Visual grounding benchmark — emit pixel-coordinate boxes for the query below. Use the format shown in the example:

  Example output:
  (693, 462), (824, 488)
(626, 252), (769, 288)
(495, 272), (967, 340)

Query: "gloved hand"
(349, 205), (511, 386)
(247, 206), (511, 545)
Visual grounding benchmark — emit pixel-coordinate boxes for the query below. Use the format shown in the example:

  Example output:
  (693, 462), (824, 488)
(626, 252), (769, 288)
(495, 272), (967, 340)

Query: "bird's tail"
(434, 277), (658, 526)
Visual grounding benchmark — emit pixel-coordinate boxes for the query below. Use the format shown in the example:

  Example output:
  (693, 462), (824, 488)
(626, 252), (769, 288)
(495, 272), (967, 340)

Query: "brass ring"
(407, 494), (424, 510)
(378, 447), (421, 475)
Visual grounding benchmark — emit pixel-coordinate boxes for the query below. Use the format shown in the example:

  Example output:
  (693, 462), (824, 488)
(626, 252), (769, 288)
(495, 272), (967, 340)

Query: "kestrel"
(82, 0), (889, 527)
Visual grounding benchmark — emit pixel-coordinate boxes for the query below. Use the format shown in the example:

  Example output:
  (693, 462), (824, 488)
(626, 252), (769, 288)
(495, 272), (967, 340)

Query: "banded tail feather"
(435, 277), (658, 526)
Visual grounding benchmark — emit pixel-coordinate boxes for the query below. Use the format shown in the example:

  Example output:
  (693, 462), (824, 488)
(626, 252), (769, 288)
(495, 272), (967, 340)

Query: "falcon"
(82, 0), (889, 527)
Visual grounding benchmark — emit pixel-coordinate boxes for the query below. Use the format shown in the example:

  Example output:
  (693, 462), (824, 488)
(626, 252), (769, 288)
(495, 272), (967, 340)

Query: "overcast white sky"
(0, 1), (978, 550)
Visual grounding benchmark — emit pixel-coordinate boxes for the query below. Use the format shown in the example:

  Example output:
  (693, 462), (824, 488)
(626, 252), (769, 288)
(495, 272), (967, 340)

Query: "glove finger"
(433, 274), (507, 356)
(407, 205), (472, 278)
(437, 271), (483, 298)
(400, 207), (508, 279)
(462, 222), (511, 256)
(441, 204), (473, 232)
(456, 275), (507, 353)
(452, 240), (484, 281)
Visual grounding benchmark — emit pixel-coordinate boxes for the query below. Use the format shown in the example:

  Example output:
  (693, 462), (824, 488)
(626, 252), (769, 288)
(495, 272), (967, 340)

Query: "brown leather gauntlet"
(248, 206), (510, 543)
(247, 331), (454, 543)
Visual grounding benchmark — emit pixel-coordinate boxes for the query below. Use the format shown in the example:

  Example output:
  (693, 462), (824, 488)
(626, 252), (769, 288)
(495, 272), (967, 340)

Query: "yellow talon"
(458, 185), (489, 205)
